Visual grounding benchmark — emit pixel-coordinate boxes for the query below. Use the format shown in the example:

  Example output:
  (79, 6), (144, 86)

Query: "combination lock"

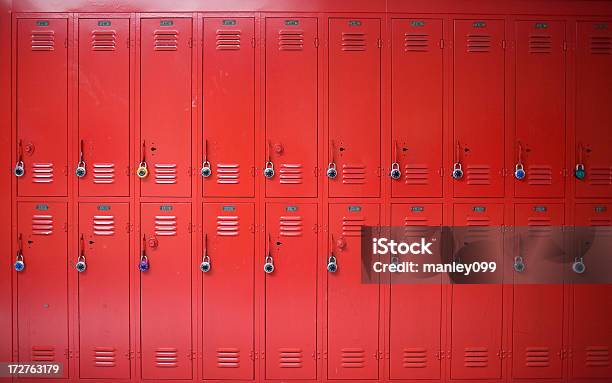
(137, 162), (148, 178)
(452, 163), (464, 180)
(14, 161), (25, 177)
(14, 252), (25, 272)
(326, 163), (337, 179)
(75, 161), (87, 178)
(574, 164), (586, 180)
(76, 257), (87, 273)
(327, 255), (338, 273)
(572, 257), (586, 274)
(200, 256), (211, 273)
(264, 162), (275, 179)
(513, 256), (526, 273)
(514, 163), (526, 180)
(264, 256), (275, 274)
(201, 161), (212, 178)
(389, 163), (401, 180)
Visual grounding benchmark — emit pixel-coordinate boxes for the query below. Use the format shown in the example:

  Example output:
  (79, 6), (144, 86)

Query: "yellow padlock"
(137, 162), (148, 178)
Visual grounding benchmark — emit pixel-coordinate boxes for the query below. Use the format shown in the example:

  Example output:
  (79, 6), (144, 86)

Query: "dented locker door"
(16, 19), (68, 196)
(265, 203), (317, 380)
(328, 203), (380, 379)
(140, 18), (192, 197)
(140, 203), (192, 379)
(78, 18), (130, 196)
(451, 203), (504, 379)
(17, 202), (68, 375)
(202, 17), (255, 197)
(391, 19), (443, 197)
(265, 18), (318, 198)
(572, 204), (612, 379)
(202, 203), (254, 380)
(575, 21), (612, 198)
(328, 19), (381, 198)
(389, 203), (443, 380)
(453, 20), (505, 197)
(514, 21), (565, 198)
(512, 203), (564, 379)
(78, 203), (130, 379)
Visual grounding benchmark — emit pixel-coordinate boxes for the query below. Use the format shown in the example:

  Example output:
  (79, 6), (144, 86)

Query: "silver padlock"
(327, 255), (338, 273)
(201, 161), (212, 178)
(572, 257), (586, 274)
(326, 162), (337, 179)
(264, 255), (275, 274)
(137, 162), (148, 178)
(14, 160), (25, 177)
(14, 251), (25, 272)
(75, 160), (87, 178)
(514, 163), (526, 180)
(264, 162), (275, 179)
(200, 255), (211, 273)
(76, 256), (87, 273)
(452, 162), (463, 180)
(513, 256), (526, 273)
(390, 162), (401, 180)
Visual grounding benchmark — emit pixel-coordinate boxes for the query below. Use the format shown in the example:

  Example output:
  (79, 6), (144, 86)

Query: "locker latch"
(514, 142), (526, 180)
(389, 140), (402, 180)
(200, 233), (211, 273)
(575, 143), (586, 180)
(327, 140), (338, 179)
(14, 234), (25, 272)
(264, 140), (275, 179)
(75, 139), (87, 178)
(201, 139), (212, 178)
(13, 139), (25, 177)
(264, 234), (275, 273)
(137, 141), (149, 179)
(452, 141), (464, 180)
(76, 234), (87, 273)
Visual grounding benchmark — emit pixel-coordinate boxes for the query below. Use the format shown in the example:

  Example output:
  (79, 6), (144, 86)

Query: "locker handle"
(14, 234), (25, 272)
(452, 141), (463, 180)
(264, 140), (275, 179)
(76, 234), (87, 273)
(14, 140), (25, 177)
(327, 140), (337, 179)
(264, 233), (274, 273)
(137, 141), (149, 178)
(575, 143), (586, 180)
(75, 139), (87, 178)
(389, 140), (401, 180)
(201, 139), (212, 178)
(200, 233), (211, 272)
(514, 142), (526, 180)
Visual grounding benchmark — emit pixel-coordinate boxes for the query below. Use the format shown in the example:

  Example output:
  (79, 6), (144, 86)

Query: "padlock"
(200, 255), (211, 273)
(513, 256), (525, 273)
(326, 163), (337, 179)
(76, 256), (87, 273)
(574, 164), (586, 180)
(14, 252), (25, 272)
(264, 162), (275, 179)
(390, 255), (399, 267)
(137, 162), (148, 178)
(139, 255), (150, 272)
(264, 256), (274, 274)
(389, 162), (401, 180)
(572, 257), (586, 274)
(327, 255), (338, 273)
(14, 161), (25, 177)
(452, 163), (463, 180)
(75, 161), (87, 178)
(514, 163), (526, 180)
(201, 161), (212, 178)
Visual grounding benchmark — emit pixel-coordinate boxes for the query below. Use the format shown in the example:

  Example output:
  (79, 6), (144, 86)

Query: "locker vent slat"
(342, 217), (365, 237)
(585, 346), (610, 367)
(32, 214), (54, 235)
(280, 215), (302, 237)
(404, 33), (429, 52)
(32, 163), (54, 184)
(155, 348), (178, 368)
(588, 167), (612, 185)
(93, 215), (115, 236)
(94, 347), (117, 367)
(32, 346), (55, 362)
(404, 164), (429, 185)
(216, 348), (240, 368)
(590, 36), (612, 54)
(154, 163), (177, 184)
(590, 218), (612, 227)
(217, 216), (239, 236)
(402, 348), (427, 368)
(463, 347), (488, 367)
(341, 348), (366, 368)
(279, 348), (303, 368)
(154, 30), (178, 51)
(91, 30), (116, 51)
(154, 215), (177, 236)
(279, 163), (303, 184)
(216, 163), (240, 184)
(528, 34), (553, 54)
(525, 347), (551, 367)
(466, 165), (491, 185)
(527, 165), (553, 185)
(216, 30), (241, 50)
(465, 217), (492, 241)
(341, 32), (366, 51)
(93, 163), (115, 184)
(466, 34), (491, 53)
(278, 30), (304, 51)
(31, 31), (55, 51)
(342, 164), (366, 184)
(403, 219), (431, 238)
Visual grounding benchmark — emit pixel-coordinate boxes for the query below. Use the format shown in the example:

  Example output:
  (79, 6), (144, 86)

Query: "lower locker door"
(328, 203), (380, 379)
(140, 203), (192, 379)
(265, 203), (318, 379)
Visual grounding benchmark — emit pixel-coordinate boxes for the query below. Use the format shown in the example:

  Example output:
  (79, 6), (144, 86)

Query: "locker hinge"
(250, 350), (255, 360)
(261, 351), (265, 360)
(563, 40), (568, 51)
(63, 222), (68, 232)
(562, 168), (568, 177)
(435, 350), (443, 360)
(312, 224), (318, 233)
(250, 166), (256, 177)
(375, 350), (383, 360)
(439, 38), (444, 49)
(321, 224), (328, 233)
(323, 351), (328, 359)
(126, 223), (133, 233)
(127, 39), (130, 48)
(439, 167), (444, 177)
(313, 166), (319, 177)
(188, 37), (193, 48)
(249, 224), (255, 234)
(189, 350), (196, 360)
(64, 38), (68, 48)
(127, 351), (135, 360)
(376, 167), (382, 177)
(251, 37), (256, 48)
(445, 350), (452, 359)
(314, 37), (319, 48)
(316, 351), (321, 359)
(502, 39), (506, 49)
(188, 222), (193, 233)
(188, 166), (194, 176)
(377, 38), (383, 48)
(497, 350), (504, 359)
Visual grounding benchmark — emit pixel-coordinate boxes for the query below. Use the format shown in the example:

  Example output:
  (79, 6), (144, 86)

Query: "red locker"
(391, 19), (443, 197)
(328, 18), (381, 198)
(78, 18), (130, 197)
(140, 18), (192, 197)
(572, 203), (612, 379)
(389, 203), (443, 380)
(265, 18), (318, 198)
(78, 203), (130, 379)
(265, 203), (318, 380)
(202, 203), (254, 380)
(514, 21), (565, 198)
(16, 18), (68, 196)
(328, 203), (380, 380)
(451, 203), (504, 380)
(575, 21), (612, 198)
(16, 202), (68, 376)
(140, 203), (192, 379)
(453, 20), (505, 197)
(202, 17), (255, 197)
(512, 203), (564, 379)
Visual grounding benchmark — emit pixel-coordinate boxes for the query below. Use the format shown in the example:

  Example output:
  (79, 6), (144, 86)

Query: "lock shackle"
(79, 139), (85, 163)
(16, 234), (24, 261)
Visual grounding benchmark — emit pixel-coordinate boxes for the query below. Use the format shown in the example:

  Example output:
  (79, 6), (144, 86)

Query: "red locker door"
(389, 203), (442, 380)
(453, 20), (505, 197)
(328, 18), (381, 198)
(140, 203), (192, 379)
(140, 18), (192, 197)
(265, 18), (318, 198)
(202, 17), (255, 197)
(328, 203), (380, 379)
(391, 19), (443, 197)
(512, 203), (564, 379)
(575, 21), (612, 198)
(78, 203), (130, 379)
(572, 203), (612, 379)
(17, 202), (68, 376)
(16, 18), (68, 196)
(265, 203), (317, 380)
(451, 203), (504, 379)
(514, 21), (565, 198)
(202, 203), (254, 380)
(78, 18), (130, 196)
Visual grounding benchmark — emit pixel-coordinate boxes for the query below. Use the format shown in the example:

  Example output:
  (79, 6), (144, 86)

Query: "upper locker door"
(265, 18), (318, 197)
(328, 19), (381, 197)
(78, 203), (130, 379)
(512, 203), (564, 379)
(17, 202), (68, 376)
(514, 21), (565, 198)
(391, 19), (443, 197)
(140, 18), (192, 197)
(202, 203), (254, 380)
(140, 203), (192, 379)
(202, 17), (255, 197)
(328, 203), (380, 380)
(78, 18), (130, 196)
(17, 18), (68, 196)
(575, 21), (612, 197)
(265, 203), (317, 379)
(453, 20), (505, 197)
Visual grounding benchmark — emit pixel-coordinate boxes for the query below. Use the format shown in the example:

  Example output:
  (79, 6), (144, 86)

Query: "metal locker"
(572, 203), (612, 379)
(202, 17), (255, 197)
(451, 203), (504, 380)
(202, 203), (254, 380)
(78, 18), (130, 197)
(140, 203), (192, 379)
(328, 18), (381, 198)
(264, 18), (318, 198)
(575, 21), (612, 198)
(453, 20), (505, 197)
(16, 18), (68, 196)
(514, 21), (565, 198)
(265, 203), (317, 380)
(389, 203), (443, 380)
(77, 202), (130, 379)
(16, 202), (68, 376)
(328, 203), (380, 380)
(512, 203), (564, 379)
(140, 18), (192, 197)
(391, 19), (443, 198)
